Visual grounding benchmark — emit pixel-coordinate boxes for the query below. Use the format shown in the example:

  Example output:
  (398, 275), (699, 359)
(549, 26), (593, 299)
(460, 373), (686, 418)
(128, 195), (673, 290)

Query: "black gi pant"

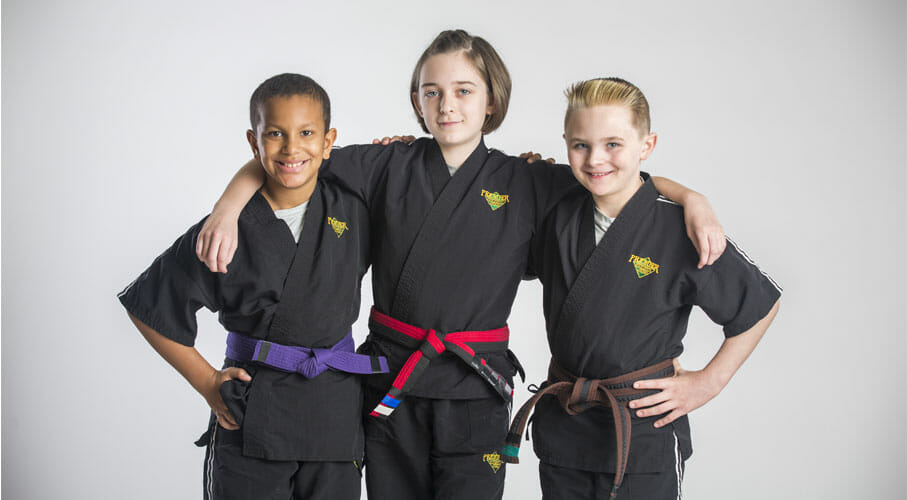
(363, 393), (509, 500)
(199, 418), (361, 500)
(539, 461), (684, 500)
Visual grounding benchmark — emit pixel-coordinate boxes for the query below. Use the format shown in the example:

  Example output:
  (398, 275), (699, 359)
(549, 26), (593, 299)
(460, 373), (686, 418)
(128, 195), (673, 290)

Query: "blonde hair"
(410, 29), (512, 134)
(564, 78), (650, 136)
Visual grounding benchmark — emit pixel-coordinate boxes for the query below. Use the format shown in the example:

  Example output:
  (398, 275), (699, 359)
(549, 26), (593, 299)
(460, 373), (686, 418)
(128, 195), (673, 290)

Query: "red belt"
(502, 359), (674, 499)
(367, 307), (513, 419)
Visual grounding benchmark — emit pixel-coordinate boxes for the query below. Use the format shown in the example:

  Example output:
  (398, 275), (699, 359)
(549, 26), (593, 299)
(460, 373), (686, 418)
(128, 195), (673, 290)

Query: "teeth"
(282, 161), (305, 168)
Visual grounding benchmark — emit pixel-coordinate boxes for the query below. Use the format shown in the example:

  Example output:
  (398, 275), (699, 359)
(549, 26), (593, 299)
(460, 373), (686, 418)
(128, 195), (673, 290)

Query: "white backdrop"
(2, 0), (905, 498)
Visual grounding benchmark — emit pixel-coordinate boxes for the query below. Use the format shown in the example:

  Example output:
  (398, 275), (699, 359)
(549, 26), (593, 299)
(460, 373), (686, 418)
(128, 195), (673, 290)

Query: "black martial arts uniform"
(319, 137), (576, 499)
(509, 175), (781, 499)
(118, 182), (373, 500)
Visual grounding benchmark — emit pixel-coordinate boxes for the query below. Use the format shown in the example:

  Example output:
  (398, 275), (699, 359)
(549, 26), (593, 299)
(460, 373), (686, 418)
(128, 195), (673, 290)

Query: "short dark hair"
(249, 73), (331, 131)
(410, 30), (512, 134)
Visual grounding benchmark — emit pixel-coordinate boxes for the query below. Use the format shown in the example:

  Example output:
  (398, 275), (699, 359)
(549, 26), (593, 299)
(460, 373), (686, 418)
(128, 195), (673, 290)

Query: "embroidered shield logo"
(480, 189), (510, 211)
(629, 255), (659, 278)
(327, 217), (349, 238)
(483, 451), (503, 473)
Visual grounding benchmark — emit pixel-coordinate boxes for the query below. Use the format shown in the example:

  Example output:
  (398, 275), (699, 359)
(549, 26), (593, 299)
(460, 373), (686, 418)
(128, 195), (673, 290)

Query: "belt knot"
(559, 377), (603, 415)
(296, 347), (332, 378)
(418, 329), (447, 359)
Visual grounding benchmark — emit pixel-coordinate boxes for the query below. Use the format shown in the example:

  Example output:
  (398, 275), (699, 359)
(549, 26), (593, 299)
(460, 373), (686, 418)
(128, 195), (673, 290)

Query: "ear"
(639, 132), (658, 160)
(322, 128), (338, 159)
(246, 129), (259, 157)
(411, 92), (423, 117)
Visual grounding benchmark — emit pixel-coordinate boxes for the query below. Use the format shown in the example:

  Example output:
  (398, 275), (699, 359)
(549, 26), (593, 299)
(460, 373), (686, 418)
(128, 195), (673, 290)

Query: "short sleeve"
(321, 141), (408, 207)
(117, 220), (221, 346)
(695, 236), (782, 337)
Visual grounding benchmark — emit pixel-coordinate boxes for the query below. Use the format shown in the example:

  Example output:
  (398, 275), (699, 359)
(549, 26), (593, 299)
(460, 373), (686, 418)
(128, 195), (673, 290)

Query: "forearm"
(702, 300), (780, 389)
(213, 159), (265, 216)
(651, 176), (702, 206)
(128, 313), (215, 394)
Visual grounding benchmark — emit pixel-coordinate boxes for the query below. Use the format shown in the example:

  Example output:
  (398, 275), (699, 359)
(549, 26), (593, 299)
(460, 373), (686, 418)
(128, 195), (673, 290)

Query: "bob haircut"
(409, 29), (512, 134)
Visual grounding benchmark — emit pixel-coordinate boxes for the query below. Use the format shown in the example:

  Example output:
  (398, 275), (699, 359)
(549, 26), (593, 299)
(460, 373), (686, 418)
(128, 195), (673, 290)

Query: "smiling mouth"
(439, 121), (461, 127)
(587, 171), (613, 178)
(277, 160), (308, 171)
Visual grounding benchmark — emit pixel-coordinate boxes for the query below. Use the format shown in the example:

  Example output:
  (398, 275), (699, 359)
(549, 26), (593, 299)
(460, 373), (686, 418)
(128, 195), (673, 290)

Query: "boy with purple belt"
(119, 73), (385, 499)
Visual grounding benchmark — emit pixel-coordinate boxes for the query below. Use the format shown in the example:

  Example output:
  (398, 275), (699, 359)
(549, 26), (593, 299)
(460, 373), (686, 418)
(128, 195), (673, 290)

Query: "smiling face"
(412, 51), (493, 159)
(247, 94), (337, 209)
(564, 104), (657, 216)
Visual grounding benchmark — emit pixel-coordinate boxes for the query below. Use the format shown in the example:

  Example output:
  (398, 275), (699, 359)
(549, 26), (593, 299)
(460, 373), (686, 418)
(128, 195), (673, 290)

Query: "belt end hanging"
(501, 437), (521, 464)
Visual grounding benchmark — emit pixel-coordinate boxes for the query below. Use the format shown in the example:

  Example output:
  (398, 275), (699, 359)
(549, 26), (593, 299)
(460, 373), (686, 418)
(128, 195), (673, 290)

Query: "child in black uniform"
(119, 74), (386, 500)
(193, 32), (729, 500)
(502, 78), (782, 499)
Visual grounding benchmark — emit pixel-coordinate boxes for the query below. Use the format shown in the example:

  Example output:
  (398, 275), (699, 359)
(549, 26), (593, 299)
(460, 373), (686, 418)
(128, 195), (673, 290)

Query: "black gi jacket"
(119, 181), (370, 461)
(321, 138), (577, 399)
(529, 175), (782, 472)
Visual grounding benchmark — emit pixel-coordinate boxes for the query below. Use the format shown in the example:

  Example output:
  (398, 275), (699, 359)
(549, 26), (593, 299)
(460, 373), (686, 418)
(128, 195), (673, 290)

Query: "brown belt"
(501, 358), (674, 499)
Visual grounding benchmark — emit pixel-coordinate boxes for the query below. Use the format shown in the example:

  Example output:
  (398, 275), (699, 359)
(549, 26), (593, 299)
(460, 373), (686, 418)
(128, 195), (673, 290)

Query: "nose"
(589, 145), (608, 166)
(284, 134), (303, 155)
(439, 93), (455, 115)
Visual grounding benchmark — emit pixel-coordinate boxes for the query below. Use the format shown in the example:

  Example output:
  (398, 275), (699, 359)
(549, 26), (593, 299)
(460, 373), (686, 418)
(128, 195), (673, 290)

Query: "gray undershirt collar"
(593, 206), (614, 245)
(273, 200), (309, 243)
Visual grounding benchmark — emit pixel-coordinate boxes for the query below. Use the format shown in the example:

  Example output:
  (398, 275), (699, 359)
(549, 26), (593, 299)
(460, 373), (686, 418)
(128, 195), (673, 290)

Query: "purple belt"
(226, 331), (389, 378)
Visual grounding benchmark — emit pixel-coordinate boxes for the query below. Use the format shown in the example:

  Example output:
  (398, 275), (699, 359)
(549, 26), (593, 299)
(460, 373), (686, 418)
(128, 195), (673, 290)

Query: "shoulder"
(318, 178), (368, 208)
(652, 194), (686, 223)
(237, 192), (271, 226)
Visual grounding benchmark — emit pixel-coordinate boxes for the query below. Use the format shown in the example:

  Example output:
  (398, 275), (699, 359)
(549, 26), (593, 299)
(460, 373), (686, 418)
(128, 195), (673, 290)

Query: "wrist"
(700, 366), (730, 395)
(212, 199), (243, 217)
(682, 189), (706, 207)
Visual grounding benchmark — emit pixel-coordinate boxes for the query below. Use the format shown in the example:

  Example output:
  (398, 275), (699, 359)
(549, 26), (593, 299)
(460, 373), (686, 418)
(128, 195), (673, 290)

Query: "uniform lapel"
(268, 183), (325, 338)
(576, 196), (597, 268)
(425, 140), (452, 199)
(390, 139), (490, 321)
(554, 177), (658, 370)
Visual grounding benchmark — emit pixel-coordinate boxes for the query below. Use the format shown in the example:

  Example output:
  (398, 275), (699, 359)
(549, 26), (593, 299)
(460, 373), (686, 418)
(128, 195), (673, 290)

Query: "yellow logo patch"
(327, 217), (349, 238)
(480, 189), (510, 211)
(483, 451), (503, 473)
(629, 255), (659, 278)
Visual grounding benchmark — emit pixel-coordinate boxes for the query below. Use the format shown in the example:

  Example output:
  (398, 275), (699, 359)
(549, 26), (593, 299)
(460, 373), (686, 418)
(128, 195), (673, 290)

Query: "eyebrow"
(566, 135), (624, 142)
(420, 80), (479, 88)
(263, 121), (318, 129)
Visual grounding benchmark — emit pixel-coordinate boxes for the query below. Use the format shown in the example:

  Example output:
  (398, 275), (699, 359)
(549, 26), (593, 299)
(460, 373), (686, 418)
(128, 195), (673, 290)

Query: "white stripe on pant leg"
(206, 424), (218, 500)
(673, 431), (682, 500)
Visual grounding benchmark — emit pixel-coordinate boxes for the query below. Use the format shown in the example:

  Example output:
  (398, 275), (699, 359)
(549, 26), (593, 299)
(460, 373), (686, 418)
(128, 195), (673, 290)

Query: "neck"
(593, 176), (643, 218)
(261, 179), (315, 210)
(439, 135), (481, 168)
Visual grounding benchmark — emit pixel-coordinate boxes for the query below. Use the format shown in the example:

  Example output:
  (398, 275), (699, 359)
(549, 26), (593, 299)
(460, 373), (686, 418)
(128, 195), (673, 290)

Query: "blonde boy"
(503, 78), (781, 499)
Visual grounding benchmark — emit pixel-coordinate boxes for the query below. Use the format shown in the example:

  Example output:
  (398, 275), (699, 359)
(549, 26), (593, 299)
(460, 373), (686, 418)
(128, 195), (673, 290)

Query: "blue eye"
(458, 89), (471, 95)
(573, 143), (588, 150)
(425, 90), (439, 97)
(607, 142), (621, 149)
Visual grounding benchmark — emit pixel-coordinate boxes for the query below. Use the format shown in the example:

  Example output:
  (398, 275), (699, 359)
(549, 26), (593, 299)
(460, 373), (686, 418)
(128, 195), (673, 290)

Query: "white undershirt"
(273, 200), (309, 243)
(593, 206), (614, 245)
(447, 164), (459, 176)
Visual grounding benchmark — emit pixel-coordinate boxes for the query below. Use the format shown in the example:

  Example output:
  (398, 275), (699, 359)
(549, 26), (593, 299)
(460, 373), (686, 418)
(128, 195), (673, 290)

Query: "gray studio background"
(2, 0), (905, 498)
